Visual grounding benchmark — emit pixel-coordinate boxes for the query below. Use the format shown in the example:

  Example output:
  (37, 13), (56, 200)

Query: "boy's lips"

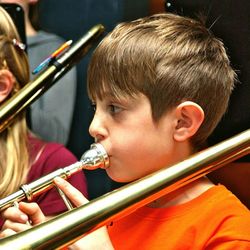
(106, 155), (112, 168)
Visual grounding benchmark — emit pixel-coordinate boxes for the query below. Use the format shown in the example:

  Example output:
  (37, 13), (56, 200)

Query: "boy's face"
(89, 92), (179, 183)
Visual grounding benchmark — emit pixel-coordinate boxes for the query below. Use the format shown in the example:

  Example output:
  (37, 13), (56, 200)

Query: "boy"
(1, 13), (250, 249)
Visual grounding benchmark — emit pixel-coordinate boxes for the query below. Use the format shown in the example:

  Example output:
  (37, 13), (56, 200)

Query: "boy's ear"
(173, 101), (204, 142)
(0, 69), (15, 103)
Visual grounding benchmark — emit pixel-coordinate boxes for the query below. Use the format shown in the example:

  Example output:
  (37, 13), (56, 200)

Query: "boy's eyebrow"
(102, 91), (114, 97)
(100, 90), (119, 100)
(90, 91), (116, 102)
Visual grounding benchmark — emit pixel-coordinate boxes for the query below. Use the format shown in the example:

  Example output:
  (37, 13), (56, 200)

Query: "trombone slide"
(0, 129), (249, 249)
(0, 24), (105, 133)
(0, 143), (109, 211)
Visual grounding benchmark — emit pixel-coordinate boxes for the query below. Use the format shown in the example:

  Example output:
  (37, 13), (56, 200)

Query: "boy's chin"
(106, 168), (134, 183)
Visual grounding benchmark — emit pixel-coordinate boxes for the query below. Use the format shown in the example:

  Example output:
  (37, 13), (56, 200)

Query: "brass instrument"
(0, 24), (105, 132)
(0, 143), (109, 212)
(0, 18), (249, 250)
(0, 128), (249, 249)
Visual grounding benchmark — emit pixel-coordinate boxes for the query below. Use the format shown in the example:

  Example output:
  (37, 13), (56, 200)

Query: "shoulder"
(197, 185), (249, 217)
(28, 137), (77, 182)
(208, 162), (250, 209)
(205, 208), (250, 248)
(200, 186), (250, 246)
(27, 30), (65, 49)
(41, 141), (77, 164)
(27, 31), (65, 57)
(27, 31), (68, 72)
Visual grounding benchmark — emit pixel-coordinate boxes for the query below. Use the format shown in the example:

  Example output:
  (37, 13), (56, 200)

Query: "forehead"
(89, 85), (139, 103)
(87, 60), (142, 101)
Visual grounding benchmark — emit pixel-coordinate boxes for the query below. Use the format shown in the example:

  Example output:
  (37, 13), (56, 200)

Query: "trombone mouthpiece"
(80, 143), (109, 170)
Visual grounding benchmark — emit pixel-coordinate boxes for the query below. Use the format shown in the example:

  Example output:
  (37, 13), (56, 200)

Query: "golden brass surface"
(0, 129), (249, 249)
(0, 24), (105, 133)
(0, 143), (109, 211)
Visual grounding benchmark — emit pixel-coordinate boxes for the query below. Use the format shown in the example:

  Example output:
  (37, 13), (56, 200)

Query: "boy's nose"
(89, 114), (107, 142)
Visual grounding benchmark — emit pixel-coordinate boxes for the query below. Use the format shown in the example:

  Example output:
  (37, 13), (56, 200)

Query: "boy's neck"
(148, 177), (214, 208)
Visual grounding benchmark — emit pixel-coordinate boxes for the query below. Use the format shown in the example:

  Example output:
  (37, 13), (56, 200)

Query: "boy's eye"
(108, 104), (122, 114)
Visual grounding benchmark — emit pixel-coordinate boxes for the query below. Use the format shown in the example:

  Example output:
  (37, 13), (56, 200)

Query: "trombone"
(0, 128), (249, 249)
(0, 23), (106, 247)
(0, 143), (109, 212)
(0, 24), (105, 132)
(0, 20), (249, 250)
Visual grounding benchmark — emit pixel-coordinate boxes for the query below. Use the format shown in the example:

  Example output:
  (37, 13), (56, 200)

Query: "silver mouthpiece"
(0, 143), (110, 211)
(80, 143), (109, 170)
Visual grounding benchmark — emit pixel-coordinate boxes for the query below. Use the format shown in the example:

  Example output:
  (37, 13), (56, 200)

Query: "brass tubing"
(0, 24), (105, 133)
(0, 143), (109, 211)
(0, 129), (249, 249)
(0, 66), (56, 132)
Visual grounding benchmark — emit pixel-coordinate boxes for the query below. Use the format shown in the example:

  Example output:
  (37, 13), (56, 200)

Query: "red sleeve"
(28, 142), (88, 216)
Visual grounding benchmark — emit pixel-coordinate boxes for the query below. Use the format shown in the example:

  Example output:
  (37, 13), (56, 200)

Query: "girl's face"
(89, 92), (179, 183)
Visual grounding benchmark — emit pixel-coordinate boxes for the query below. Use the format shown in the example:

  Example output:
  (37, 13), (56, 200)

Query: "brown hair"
(88, 13), (236, 148)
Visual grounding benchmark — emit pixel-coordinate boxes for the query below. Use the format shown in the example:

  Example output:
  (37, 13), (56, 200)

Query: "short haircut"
(88, 13), (236, 148)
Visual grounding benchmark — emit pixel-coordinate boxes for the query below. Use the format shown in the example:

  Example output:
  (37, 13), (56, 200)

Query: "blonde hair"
(88, 13), (236, 148)
(0, 7), (30, 198)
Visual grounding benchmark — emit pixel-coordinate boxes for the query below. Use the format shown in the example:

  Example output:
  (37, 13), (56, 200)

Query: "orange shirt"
(108, 185), (250, 250)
